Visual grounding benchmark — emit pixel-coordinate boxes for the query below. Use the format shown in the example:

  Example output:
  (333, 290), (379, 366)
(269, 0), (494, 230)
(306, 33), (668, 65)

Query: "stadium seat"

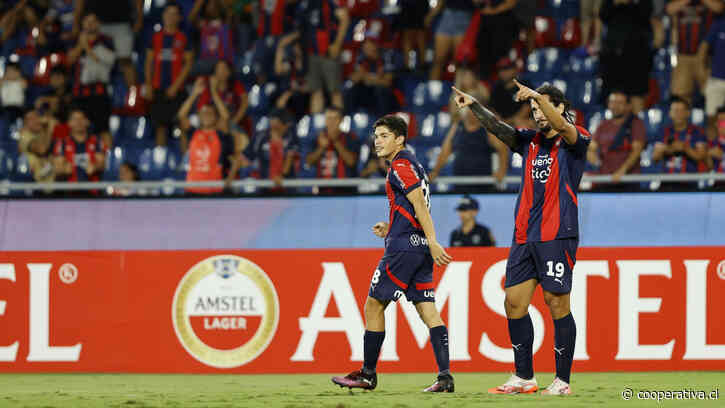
(414, 112), (452, 147)
(0, 147), (14, 181)
(117, 116), (153, 148)
(32, 53), (65, 86)
(691, 108), (705, 128)
(587, 109), (611, 135)
(526, 47), (568, 77)
(568, 78), (601, 112)
(11, 154), (33, 182)
(103, 146), (125, 181)
(642, 106), (665, 142)
(534, 16), (558, 48)
(410, 80), (453, 114)
(559, 18), (581, 49)
(568, 54), (598, 78)
(653, 47), (673, 74)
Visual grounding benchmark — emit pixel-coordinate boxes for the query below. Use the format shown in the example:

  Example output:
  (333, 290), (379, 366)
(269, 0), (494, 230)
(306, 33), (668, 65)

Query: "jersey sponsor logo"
(472, 234), (481, 245)
(409, 234), (428, 247)
(393, 290), (405, 300)
(423, 290), (434, 298)
(172, 255), (280, 368)
(531, 154), (554, 183)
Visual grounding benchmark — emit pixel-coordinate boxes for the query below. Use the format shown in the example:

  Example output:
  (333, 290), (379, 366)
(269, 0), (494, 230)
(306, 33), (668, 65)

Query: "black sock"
(553, 313), (576, 384)
(363, 330), (385, 374)
(429, 325), (450, 375)
(507, 314), (534, 380)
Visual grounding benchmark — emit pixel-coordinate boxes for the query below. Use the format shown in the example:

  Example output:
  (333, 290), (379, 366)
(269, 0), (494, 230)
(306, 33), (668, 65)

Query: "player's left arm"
(406, 187), (452, 266)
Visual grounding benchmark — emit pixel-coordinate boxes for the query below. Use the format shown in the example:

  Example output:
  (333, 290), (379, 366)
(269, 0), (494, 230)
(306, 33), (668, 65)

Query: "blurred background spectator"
(587, 91), (646, 188)
(52, 109), (107, 182)
(450, 194), (496, 247)
(243, 107), (298, 190)
(700, 13), (725, 135)
(652, 96), (707, 180)
(0, 62), (27, 123)
(305, 106), (360, 193)
(19, 109), (55, 182)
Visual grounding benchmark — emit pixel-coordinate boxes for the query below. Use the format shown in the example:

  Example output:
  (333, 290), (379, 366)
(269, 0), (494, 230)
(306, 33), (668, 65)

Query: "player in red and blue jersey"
(453, 80), (591, 396)
(331, 115), (454, 393)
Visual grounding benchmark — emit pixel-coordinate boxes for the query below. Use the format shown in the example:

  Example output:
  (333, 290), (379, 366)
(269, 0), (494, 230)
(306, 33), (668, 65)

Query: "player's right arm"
(452, 86), (520, 150)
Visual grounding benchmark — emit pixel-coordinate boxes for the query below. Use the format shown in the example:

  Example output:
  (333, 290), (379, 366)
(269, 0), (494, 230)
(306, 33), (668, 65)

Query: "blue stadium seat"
(415, 112), (452, 147)
(586, 109), (610, 136)
(568, 78), (602, 112)
(526, 47), (568, 76)
(691, 108), (706, 128)
(653, 47), (673, 74)
(117, 116), (153, 148)
(653, 70), (671, 103)
(410, 80), (452, 114)
(642, 106), (666, 142)
(0, 147), (14, 182)
(103, 146), (125, 181)
(568, 54), (599, 78)
(11, 154), (33, 182)
(348, 112), (373, 141)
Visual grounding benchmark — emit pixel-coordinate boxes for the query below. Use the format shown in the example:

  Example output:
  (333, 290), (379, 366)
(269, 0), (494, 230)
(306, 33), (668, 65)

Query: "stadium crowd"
(1, 0), (724, 196)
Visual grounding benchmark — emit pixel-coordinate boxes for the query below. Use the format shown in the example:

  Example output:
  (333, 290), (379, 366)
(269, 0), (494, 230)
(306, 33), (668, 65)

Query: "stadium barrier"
(1, 247), (723, 373)
(2, 173), (725, 192)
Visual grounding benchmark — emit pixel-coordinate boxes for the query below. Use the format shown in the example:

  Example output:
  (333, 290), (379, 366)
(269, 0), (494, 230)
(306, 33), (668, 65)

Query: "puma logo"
(554, 346), (565, 355)
(512, 344), (522, 351)
(554, 278), (564, 286)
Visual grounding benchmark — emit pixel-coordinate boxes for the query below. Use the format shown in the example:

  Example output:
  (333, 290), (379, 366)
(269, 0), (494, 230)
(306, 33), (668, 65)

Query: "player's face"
(374, 125), (402, 159)
(530, 95), (564, 132)
(608, 93), (630, 118)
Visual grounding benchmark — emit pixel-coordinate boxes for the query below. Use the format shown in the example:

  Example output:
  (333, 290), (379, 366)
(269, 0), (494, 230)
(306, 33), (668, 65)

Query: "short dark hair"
(609, 90), (630, 102)
(163, 2), (181, 13)
(716, 105), (725, 116)
(373, 114), (407, 144)
(670, 95), (690, 110)
(535, 83), (573, 123)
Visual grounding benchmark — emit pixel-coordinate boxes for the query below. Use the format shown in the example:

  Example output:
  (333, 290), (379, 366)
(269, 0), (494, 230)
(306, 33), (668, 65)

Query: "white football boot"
(541, 377), (572, 395)
(488, 374), (538, 394)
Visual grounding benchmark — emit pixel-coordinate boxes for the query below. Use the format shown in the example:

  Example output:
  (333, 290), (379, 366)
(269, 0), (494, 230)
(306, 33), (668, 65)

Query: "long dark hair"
(536, 83), (574, 124)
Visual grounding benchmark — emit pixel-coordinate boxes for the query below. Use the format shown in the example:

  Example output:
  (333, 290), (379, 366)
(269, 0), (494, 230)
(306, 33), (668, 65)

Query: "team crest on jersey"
(172, 255), (279, 368)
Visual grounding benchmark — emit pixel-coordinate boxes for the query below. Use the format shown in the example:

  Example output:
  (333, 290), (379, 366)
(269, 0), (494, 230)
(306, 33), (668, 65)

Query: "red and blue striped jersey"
(384, 149), (431, 254)
(511, 126), (591, 244)
(299, 0), (342, 56)
(674, 0), (716, 55)
(149, 30), (191, 90)
(199, 19), (234, 62)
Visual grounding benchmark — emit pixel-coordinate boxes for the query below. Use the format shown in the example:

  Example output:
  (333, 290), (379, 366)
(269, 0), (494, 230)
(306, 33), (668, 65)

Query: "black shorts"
(505, 238), (579, 294)
(150, 90), (186, 127)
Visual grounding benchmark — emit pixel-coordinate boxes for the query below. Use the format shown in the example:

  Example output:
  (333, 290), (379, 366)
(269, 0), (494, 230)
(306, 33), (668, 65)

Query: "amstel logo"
(172, 255), (279, 368)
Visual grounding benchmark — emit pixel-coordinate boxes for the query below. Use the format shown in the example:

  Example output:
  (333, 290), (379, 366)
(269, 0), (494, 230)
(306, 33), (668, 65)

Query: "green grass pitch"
(0, 372), (721, 407)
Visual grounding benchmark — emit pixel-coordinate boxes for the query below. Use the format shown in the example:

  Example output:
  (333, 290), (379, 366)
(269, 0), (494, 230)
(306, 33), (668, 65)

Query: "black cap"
(455, 195), (479, 211)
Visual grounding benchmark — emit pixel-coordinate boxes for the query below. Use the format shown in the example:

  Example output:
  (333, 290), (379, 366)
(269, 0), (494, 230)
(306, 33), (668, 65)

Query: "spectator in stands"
(298, 0), (350, 113)
(449, 65), (490, 122)
(476, 0), (519, 79)
(34, 66), (73, 123)
(0, 63), (27, 124)
(587, 91), (647, 187)
(652, 96), (707, 175)
(489, 58), (532, 128)
(360, 145), (389, 178)
(74, 0), (143, 86)
(43, 0), (76, 48)
(145, 3), (193, 147)
(0, 0), (40, 43)
(599, 0), (653, 114)
(52, 109), (107, 182)
(396, 0), (430, 71)
(273, 31), (310, 120)
(243, 108), (299, 189)
(581, 0), (603, 54)
(112, 161), (141, 196)
(450, 195), (496, 247)
(430, 91), (509, 191)
(253, 0), (300, 76)
(666, 0), (723, 104)
(427, 0), (482, 80)
(706, 105), (725, 172)
(66, 12), (116, 147)
(19, 109), (56, 183)
(700, 14), (725, 137)
(196, 60), (248, 152)
(189, 0), (235, 76)
(305, 106), (361, 191)
(344, 32), (396, 117)
(178, 78), (239, 194)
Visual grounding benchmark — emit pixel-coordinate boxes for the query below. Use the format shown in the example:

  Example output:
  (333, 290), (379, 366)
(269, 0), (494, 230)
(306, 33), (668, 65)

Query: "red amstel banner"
(1, 247), (724, 373)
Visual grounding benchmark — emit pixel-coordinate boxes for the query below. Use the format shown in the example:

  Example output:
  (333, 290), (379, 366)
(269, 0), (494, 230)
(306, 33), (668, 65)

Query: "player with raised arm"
(331, 114), (454, 393)
(453, 80), (591, 396)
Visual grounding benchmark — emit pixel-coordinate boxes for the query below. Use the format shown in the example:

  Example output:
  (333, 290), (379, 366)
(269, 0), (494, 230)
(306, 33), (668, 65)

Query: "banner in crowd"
(1, 247), (724, 373)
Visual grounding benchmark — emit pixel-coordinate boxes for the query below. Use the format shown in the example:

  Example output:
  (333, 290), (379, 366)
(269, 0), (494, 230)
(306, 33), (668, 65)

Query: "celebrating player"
(331, 114), (454, 392)
(453, 80), (590, 396)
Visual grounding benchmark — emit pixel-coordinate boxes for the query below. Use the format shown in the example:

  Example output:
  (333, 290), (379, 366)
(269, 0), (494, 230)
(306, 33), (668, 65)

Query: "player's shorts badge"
(172, 255), (280, 368)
